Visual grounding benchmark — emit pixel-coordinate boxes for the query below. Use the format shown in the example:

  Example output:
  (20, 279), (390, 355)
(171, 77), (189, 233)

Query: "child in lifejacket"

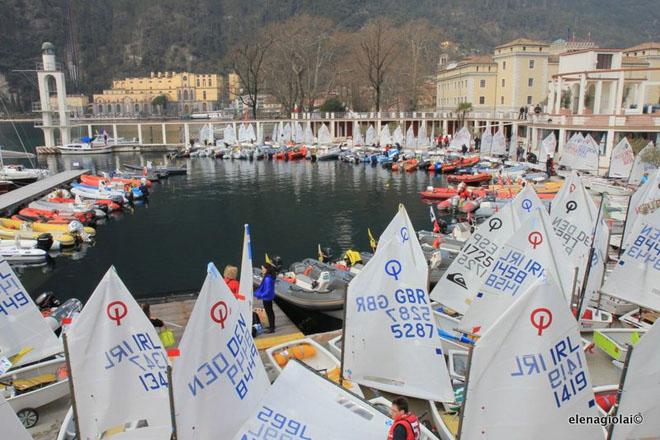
(388, 397), (421, 440)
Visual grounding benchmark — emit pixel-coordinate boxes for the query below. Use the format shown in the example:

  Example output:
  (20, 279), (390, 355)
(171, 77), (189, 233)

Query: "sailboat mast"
(62, 333), (82, 439)
(606, 344), (634, 440)
(617, 193), (634, 258)
(167, 365), (178, 440)
(576, 192), (606, 316)
(456, 344), (474, 440)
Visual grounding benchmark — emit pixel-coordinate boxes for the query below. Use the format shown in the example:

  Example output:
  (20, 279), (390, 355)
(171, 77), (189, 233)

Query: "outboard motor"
(68, 220), (92, 243)
(36, 233), (54, 251)
(35, 291), (60, 310)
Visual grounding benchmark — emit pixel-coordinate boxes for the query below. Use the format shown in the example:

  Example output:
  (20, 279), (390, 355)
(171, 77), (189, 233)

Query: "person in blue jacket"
(255, 262), (277, 333)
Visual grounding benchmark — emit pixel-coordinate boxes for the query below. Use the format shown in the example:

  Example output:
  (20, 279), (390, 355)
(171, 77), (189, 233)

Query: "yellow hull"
(0, 226), (76, 247)
(0, 218), (95, 236)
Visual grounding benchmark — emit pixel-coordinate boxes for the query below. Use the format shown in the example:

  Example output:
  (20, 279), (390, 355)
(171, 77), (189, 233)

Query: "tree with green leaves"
(151, 94), (168, 115)
(319, 96), (345, 112)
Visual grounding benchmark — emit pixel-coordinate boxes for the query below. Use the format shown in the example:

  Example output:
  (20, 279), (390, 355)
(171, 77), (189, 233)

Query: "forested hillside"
(1, 0), (658, 110)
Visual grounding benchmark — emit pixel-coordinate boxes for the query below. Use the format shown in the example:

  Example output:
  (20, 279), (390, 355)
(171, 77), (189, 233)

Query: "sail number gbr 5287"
(355, 288), (435, 339)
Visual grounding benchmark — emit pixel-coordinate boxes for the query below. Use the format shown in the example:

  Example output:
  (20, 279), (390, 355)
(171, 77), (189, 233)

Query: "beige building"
(48, 94), (89, 117)
(492, 39), (550, 111)
(93, 71), (224, 116)
(436, 38), (551, 113)
(436, 55), (497, 111)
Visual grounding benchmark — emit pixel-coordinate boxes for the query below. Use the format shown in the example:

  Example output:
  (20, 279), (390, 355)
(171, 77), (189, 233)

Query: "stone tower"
(35, 42), (71, 147)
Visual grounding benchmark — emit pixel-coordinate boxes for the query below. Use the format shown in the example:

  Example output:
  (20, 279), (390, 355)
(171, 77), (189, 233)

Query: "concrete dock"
(0, 170), (88, 215)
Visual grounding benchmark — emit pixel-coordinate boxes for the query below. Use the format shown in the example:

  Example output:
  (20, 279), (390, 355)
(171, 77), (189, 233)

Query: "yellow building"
(228, 72), (241, 102)
(493, 38), (550, 111)
(436, 55), (497, 111)
(49, 94), (89, 117)
(437, 38), (551, 113)
(93, 71), (224, 116)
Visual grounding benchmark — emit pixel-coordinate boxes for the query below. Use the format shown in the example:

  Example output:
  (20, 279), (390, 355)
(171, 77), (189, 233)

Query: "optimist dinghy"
(267, 337), (363, 397)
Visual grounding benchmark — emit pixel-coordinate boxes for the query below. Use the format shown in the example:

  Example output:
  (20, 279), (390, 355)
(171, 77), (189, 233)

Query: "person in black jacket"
(141, 303), (163, 328)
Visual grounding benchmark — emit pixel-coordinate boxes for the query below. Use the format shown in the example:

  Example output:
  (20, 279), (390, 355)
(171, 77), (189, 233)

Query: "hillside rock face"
(1, 0), (657, 108)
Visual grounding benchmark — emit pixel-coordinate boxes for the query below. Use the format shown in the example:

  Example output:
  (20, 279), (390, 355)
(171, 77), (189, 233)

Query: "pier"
(0, 169), (88, 215)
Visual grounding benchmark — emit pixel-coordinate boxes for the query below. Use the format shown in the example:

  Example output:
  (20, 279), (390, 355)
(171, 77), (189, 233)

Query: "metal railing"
(36, 61), (62, 72)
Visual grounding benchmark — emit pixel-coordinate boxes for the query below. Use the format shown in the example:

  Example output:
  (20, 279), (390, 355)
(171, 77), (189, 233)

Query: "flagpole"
(576, 192), (607, 318)
(167, 365), (178, 440)
(606, 344), (634, 440)
(62, 333), (82, 440)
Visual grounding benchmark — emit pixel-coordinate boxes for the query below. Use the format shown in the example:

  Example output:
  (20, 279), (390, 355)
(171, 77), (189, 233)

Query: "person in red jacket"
(223, 265), (243, 300)
(387, 397), (420, 440)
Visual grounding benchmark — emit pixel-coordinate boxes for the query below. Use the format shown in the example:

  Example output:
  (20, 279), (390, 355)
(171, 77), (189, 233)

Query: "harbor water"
(1, 123), (453, 311)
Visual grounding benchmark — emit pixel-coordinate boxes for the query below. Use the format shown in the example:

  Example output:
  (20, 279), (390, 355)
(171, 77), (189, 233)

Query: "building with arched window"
(92, 71), (225, 116)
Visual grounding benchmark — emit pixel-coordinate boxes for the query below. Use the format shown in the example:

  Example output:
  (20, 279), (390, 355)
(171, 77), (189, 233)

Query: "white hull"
(57, 145), (112, 155)
(579, 307), (613, 332)
(266, 337), (363, 397)
(0, 247), (47, 263)
(2, 357), (70, 427)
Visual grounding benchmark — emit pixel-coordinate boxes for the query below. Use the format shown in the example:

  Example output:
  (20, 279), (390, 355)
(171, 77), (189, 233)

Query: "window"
(116, 104), (121, 113)
(528, 78), (534, 87)
(501, 79), (506, 87)
(479, 96), (485, 104)
(529, 60), (535, 68)
(196, 79), (200, 87)
(596, 54), (613, 69)
(527, 96), (532, 105)
(134, 104), (139, 112)
(503, 61), (506, 70)
(480, 79), (486, 88)
(202, 91), (206, 100)
(523, 46), (526, 51)
(501, 96), (504, 104)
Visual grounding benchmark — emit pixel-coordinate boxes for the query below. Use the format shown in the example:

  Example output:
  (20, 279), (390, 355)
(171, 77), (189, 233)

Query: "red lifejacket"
(387, 413), (420, 440)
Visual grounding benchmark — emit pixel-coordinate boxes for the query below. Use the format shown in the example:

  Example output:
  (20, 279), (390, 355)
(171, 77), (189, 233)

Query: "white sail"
(461, 207), (573, 335)
(405, 125), (416, 148)
(0, 260), (61, 367)
(67, 267), (171, 440)
(352, 121), (363, 146)
(611, 319), (660, 439)
(234, 361), (390, 440)
(173, 263), (269, 440)
(608, 137), (634, 178)
(509, 130), (517, 155)
(623, 169), (660, 245)
(461, 277), (602, 439)
(448, 126), (471, 150)
(317, 123), (332, 145)
(344, 205), (454, 401)
(238, 124), (247, 143)
(365, 124), (376, 146)
(560, 133), (599, 171)
(271, 124), (279, 144)
(480, 129), (493, 156)
(282, 123), (292, 143)
(256, 124), (263, 145)
(0, 395), (31, 440)
(379, 124), (392, 146)
(629, 142), (658, 185)
(246, 124), (256, 143)
(549, 171), (609, 308)
(601, 207), (660, 311)
(304, 122), (314, 145)
(511, 184), (546, 222)
(430, 203), (518, 314)
(540, 132), (557, 157)
(418, 123), (428, 147)
(294, 122), (304, 144)
(239, 224), (254, 317)
(491, 128), (506, 155)
(392, 125), (404, 146)
(559, 133), (583, 168)
(224, 125), (237, 145)
(199, 123), (214, 145)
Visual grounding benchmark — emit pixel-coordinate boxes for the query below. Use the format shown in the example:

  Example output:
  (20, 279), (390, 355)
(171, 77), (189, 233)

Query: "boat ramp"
(0, 170), (87, 215)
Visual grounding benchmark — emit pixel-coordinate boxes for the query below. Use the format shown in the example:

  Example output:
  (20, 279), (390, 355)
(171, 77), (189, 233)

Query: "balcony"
(36, 61), (62, 72)
(528, 112), (660, 131)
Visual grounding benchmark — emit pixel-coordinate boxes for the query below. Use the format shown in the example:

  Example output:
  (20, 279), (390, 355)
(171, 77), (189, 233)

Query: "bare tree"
(399, 19), (441, 111)
(228, 31), (273, 119)
(355, 18), (400, 111)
